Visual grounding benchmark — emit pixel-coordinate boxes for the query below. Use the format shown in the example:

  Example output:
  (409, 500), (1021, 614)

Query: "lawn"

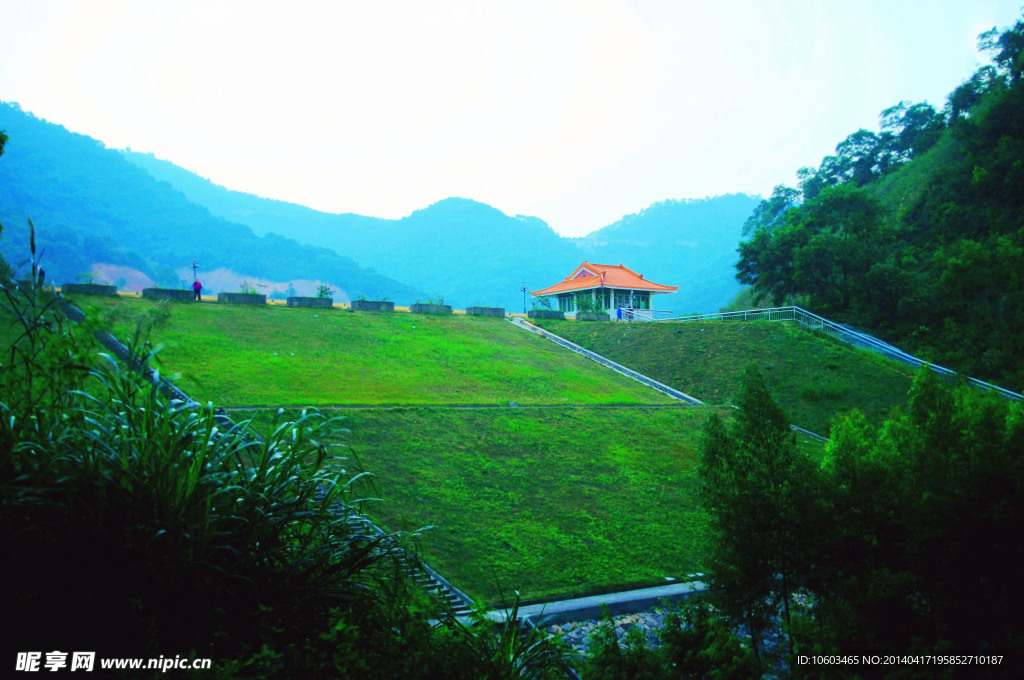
(239, 405), (823, 605)
(532, 319), (916, 437)
(66, 295), (676, 407)
(51, 295), (838, 605)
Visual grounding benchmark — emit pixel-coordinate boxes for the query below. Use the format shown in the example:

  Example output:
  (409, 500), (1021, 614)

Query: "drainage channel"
(481, 580), (707, 628)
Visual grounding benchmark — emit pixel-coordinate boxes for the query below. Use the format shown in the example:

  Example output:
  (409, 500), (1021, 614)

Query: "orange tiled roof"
(531, 262), (678, 296)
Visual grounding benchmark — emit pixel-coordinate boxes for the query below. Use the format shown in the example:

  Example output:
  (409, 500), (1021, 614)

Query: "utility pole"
(191, 258), (199, 283)
(520, 282), (528, 315)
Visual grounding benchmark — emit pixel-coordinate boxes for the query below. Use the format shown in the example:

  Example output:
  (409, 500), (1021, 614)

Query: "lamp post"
(191, 258), (198, 283)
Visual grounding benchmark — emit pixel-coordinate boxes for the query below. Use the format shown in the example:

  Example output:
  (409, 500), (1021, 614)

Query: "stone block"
(287, 296), (333, 308)
(217, 292), (267, 305)
(350, 300), (395, 311)
(409, 303), (452, 315)
(466, 306), (505, 317)
(143, 288), (194, 302)
(61, 283), (117, 296)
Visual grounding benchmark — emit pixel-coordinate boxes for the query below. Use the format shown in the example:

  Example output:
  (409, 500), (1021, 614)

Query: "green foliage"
(445, 595), (577, 680)
(698, 366), (816, 669)
(698, 362), (1024, 667)
(579, 600), (757, 680)
(737, 184), (890, 314)
(573, 294), (599, 314)
(1, 273), (408, 665)
(316, 283), (334, 298)
(809, 368), (1024, 658)
(660, 600), (759, 680)
(238, 279), (265, 295)
(735, 17), (1024, 391)
(582, 608), (664, 680)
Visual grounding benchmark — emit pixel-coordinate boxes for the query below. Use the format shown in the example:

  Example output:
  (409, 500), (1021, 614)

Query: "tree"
(0, 129), (10, 281)
(979, 16), (1024, 84)
(698, 366), (815, 670)
(814, 369), (1024, 657)
(737, 185), (888, 313)
(880, 101), (944, 159)
(741, 185), (801, 237)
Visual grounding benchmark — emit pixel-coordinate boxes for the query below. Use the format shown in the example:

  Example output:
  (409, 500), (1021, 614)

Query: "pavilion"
(531, 262), (678, 316)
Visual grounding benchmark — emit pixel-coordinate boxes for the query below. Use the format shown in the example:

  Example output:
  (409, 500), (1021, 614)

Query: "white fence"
(627, 306), (1021, 401)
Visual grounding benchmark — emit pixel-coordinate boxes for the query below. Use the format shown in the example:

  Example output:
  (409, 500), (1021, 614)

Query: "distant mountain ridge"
(0, 101), (759, 310)
(0, 102), (424, 302)
(124, 151), (760, 312)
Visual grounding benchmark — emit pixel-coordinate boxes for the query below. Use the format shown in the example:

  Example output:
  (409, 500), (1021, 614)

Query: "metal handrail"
(651, 306), (1021, 401)
(619, 308), (672, 321)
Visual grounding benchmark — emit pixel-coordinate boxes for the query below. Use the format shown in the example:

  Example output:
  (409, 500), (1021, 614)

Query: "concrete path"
(483, 580), (707, 627)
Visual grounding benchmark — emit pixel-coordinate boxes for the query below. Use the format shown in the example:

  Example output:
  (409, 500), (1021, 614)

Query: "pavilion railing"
(630, 306), (1021, 401)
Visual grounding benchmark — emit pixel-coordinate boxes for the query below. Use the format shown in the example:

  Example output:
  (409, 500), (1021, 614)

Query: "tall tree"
(737, 184), (888, 314)
(698, 365), (815, 669)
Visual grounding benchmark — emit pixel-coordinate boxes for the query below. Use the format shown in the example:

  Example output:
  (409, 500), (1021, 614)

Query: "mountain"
(573, 195), (761, 314)
(0, 102), (424, 302)
(123, 151), (760, 313)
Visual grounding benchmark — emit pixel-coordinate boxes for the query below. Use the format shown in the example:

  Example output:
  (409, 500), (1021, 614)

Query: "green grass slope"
(242, 406), (720, 605)
(57, 295), (827, 604)
(72, 296), (675, 406)
(532, 319), (916, 436)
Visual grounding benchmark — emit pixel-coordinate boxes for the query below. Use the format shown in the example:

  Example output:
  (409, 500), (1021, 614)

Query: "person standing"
(192, 279), (202, 301)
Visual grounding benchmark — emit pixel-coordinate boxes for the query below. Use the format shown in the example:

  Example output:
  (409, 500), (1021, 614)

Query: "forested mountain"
(125, 151), (758, 313)
(0, 102), (424, 302)
(574, 195), (760, 314)
(737, 17), (1024, 391)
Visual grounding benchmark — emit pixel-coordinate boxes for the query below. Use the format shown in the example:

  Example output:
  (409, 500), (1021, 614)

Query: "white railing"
(619, 308), (673, 321)
(651, 306), (1021, 401)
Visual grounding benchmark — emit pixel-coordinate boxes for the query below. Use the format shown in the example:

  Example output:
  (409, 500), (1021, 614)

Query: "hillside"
(72, 295), (675, 407)
(0, 102), (424, 302)
(531, 318), (916, 437)
(58, 294), (834, 604)
(123, 151), (759, 313)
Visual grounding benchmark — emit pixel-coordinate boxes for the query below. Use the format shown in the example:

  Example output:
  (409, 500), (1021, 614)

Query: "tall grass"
(2, 257), (580, 677)
(1, 266), (407, 660)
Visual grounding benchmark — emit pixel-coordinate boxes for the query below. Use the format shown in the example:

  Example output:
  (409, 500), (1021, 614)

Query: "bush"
(0, 274), (410, 666)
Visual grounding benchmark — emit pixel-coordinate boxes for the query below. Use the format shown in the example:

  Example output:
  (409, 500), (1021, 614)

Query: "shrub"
(1, 273), (408, 664)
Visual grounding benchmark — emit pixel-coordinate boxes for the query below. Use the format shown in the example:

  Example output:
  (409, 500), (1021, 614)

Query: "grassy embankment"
(531, 318), (917, 437)
(77, 295), (674, 407)
(60, 296), (839, 604)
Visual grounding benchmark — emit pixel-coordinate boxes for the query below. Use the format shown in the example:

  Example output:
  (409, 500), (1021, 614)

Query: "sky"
(2, 0), (1022, 238)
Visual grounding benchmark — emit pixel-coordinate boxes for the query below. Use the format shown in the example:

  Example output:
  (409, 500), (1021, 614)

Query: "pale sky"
(2, 0), (1021, 237)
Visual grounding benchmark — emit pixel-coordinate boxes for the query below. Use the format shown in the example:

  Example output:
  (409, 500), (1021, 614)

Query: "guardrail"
(618, 308), (674, 321)
(508, 317), (705, 405)
(652, 306), (1021, 401)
